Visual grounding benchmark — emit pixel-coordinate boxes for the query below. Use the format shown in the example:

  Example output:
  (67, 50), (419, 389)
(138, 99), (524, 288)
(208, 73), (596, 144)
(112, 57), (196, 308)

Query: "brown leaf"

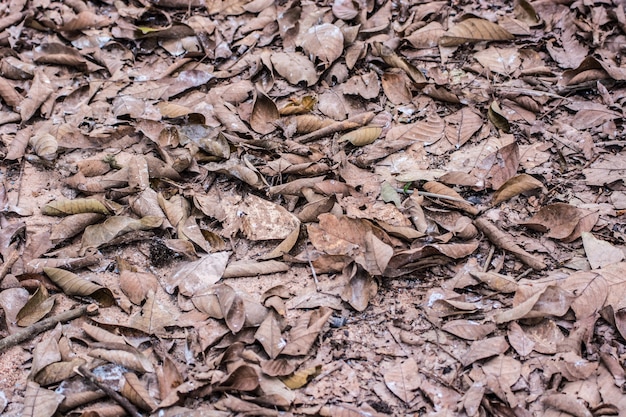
(341, 265), (378, 312)
(561, 271), (608, 319)
(81, 216), (162, 251)
(16, 285), (55, 327)
(462, 336), (510, 366)
(307, 214), (393, 276)
(279, 96), (317, 116)
(218, 365), (260, 391)
(386, 112), (444, 144)
(492, 173), (544, 205)
(22, 381), (64, 417)
(439, 18), (514, 46)
(488, 100), (511, 133)
(281, 365), (322, 389)
(34, 358), (86, 386)
(44, 267), (115, 307)
(89, 343), (155, 373)
(82, 321), (127, 344)
(543, 392), (593, 417)
(422, 181), (479, 215)
(50, 213), (106, 243)
(255, 312), (284, 359)
(119, 270), (159, 305)
(507, 322), (535, 357)
(281, 307), (333, 356)
(121, 372), (158, 411)
(520, 203), (594, 241)
(381, 71), (412, 104)
(383, 358), (421, 403)
(128, 290), (179, 335)
(271, 52), (318, 86)
(442, 319), (496, 341)
(299, 23), (344, 65)
(250, 91), (279, 134)
(19, 69), (54, 122)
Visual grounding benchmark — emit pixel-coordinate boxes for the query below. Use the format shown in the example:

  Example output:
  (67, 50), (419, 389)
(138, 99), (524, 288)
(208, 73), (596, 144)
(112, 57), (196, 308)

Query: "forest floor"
(1, 0), (626, 416)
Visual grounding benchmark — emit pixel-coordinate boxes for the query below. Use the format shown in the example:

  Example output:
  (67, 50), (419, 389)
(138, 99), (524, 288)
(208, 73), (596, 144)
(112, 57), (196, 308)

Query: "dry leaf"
(42, 199), (111, 216)
(29, 132), (58, 161)
(281, 365), (322, 389)
(383, 358), (421, 403)
(492, 173), (544, 205)
(299, 23), (344, 65)
(163, 251), (230, 296)
(121, 372), (158, 411)
(89, 343), (155, 373)
(16, 284), (55, 327)
(440, 18), (514, 46)
(250, 91), (279, 134)
(271, 52), (318, 86)
(82, 216), (162, 251)
(581, 232), (625, 269)
(22, 381), (64, 417)
(44, 267), (115, 307)
(339, 126), (382, 146)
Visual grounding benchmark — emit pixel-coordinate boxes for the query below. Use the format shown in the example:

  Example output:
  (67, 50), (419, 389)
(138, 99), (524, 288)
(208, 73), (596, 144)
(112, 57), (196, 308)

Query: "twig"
(0, 250), (20, 283)
(304, 245), (320, 292)
(482, 245), (495, 272)
(78, 365), (142, 417)
(0, 304), (98, 352)
(295, 112), (375, 144)
(396, 188), (471, 204)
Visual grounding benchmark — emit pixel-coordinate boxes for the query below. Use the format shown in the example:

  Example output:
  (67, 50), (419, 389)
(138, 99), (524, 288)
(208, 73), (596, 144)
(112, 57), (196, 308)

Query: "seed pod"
(339, 125), (382, 146)
(29, 132), (58, 161)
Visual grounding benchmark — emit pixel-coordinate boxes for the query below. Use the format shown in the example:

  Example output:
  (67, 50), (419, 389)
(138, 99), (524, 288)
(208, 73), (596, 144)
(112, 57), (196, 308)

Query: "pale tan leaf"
(381, 71), (412, 104)
(89, 343), (155, 373)
(383, 358), (421, 403)
(423, 181), (479, 215)
(271, 52), (318, 86)
(128, 290), (179, 335)
(81, 216), (162, 250)
(470, 271), (518, 293)
(82, 322), (127, 344)
(341, 266), (378, 312)
(34, 358), (86, 386)
(50, 213), (106, 243)
(440, 18), (514, 46)
(507, 322), (535, 357)
(281, 307), (333, 356)
(482, 355), (521, 387)
(157, 193), (190, 228)
(215, 284), (246, 333)
(30, 133), (58, 161)
(119, 270), (159, 305)
(581, 232), (625, 269)
(223, 259), (290, 278)
(299, 23), (344, 65)
(386, 113), (444, 144)
(405, 22), (446, 48)
(474, 47), (521, 75)
(22, 381), (64, 417)
(441, 319), (496, 341)
(561, 271), (608, 319)
(462, 336), (509, 366)
(443, 107), (483, 148)
(19, 69), (54, 122)
(43, 267), (115, 307)
(164, 252), (230, 296)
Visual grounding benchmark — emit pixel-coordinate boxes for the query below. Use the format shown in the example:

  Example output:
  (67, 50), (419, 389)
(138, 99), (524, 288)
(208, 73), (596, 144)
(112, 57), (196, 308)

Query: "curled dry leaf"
(488, 100), (511, 132)
(158, 193), (190, 228)
(422, 181), (479, 215)
(16, 284), (55, 327)
(372, 42), (427, 85)
(281, 365), (322, 389)
(492, 173), (544, 205)
(29, 132), (58, 161)
(81, 216), (162, 251)
(339, 126), (382, 146)
(122, 372), (158, 411)
(82, 321), (127, 344)
(42, 198), (111, 216)
(89, 343), (155, 373)
(279, 96), (317, 116)
(44, 267), (115, 307)
(250, 91), (279, 134)
(439, 18), (514, 47)
(255, 312), (284, 359)
(177, 125), (231, 159)
(281, 307), (333, 356)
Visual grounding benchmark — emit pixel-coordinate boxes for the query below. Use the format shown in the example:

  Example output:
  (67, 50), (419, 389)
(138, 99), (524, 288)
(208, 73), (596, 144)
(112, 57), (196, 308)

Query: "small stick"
(482, 245), (495, 272)
(396, 188), (471, 204)
(304, 245), (320, 292)
(295, 112), (375, 144)
(0, 304), (98, 352)
(78, 365), (142, 417)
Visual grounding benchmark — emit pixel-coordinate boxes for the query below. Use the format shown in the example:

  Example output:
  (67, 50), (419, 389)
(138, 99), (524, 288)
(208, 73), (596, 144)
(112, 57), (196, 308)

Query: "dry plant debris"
(0, 0), (625, 415)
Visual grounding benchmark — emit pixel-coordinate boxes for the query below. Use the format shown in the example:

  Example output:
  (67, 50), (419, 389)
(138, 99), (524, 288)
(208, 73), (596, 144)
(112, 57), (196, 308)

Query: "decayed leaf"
(16, 284), (55, 327)
(339, 126), (382, 146)
(22, 381), (64, 417)
(89, 343), (155, 373)
(240, 194), (300, 241)
(250, 91), (279, 134)
(581, 232), (624, 269)
(440, 18), (514, 46)
(44, 267), (115, 307)
(492, 173), (544, 205)
(384, 358), (421, 403)
(279, 96), (317, 115)
(42, 199), (111, 216)
(81, 216), (162, 250)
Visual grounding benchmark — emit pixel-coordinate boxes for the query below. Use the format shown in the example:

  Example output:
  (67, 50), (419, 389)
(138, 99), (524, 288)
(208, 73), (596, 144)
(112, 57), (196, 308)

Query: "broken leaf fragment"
(44, 267), (115, 307)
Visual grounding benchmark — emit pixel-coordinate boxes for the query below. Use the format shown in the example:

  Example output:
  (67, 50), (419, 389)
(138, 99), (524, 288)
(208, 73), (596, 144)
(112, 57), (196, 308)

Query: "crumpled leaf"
(44, 267), (115, 307)
(250, 90), (279, 134)
(339, 126), (382, 146)
(121, 372), (158, 411)
(16, 284), (55, 327)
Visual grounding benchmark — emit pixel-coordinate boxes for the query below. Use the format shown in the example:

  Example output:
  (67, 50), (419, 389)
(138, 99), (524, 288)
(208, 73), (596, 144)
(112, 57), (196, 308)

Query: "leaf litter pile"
(1, 0), (626, 415)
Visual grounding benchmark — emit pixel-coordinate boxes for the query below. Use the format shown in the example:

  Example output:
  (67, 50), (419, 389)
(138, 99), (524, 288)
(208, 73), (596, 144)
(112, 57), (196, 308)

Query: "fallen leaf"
(383, 358), (421, 403)
(440, 18), (514, 46)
